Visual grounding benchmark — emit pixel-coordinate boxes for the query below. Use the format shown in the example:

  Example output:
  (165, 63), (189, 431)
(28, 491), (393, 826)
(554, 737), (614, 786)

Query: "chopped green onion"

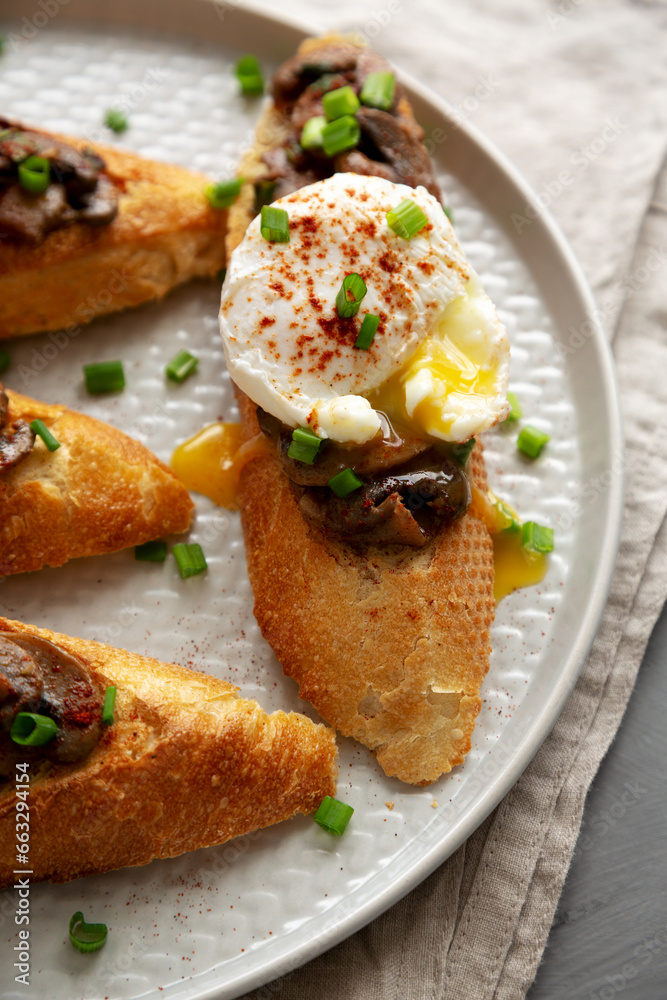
(166, 349), (198, 383)
(254, 180), (276, 212)
(217, 267), (227, 283)
(0, 35), (5, 56)
(451, 438), (475, 466)
(328, 468), (363, 498)
(18, 155), (50, 195)
(442, 204), (454, 224)
(314, 795), (354, 836)
(336, 273), (367, 319)
(517, 425), (550, 458)
(322, 85), (360, 121)
(260, 205), (290, 243)
(300, 115), (327, 150)
(205, 177), (243, 209)
(104, 108), (128, 133)
(0, 350), (9, 374)
(135, 539), (167, 562)
(101, 686), (116, 726)
(496, 498), (521, 533)
(321, 115), (360, 157)
(521, 521), (554, 555)
(386, 199), (429, 239)
(172, 542), (207, 579)
(69, 912), (108, 954)
(505, 391), (522, 422)
(29, 419), (60, 453)
(83, 360), (125, 394)
(355, 314), (380, 350)
(287, 426), (322, 465)
(235, 54), (264, 96)
(360, 71), (395, 111)
(10, 713), (57, 747)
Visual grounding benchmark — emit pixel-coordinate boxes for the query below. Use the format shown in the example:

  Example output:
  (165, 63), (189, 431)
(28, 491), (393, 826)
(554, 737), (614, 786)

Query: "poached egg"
(219, 173), (509, 445)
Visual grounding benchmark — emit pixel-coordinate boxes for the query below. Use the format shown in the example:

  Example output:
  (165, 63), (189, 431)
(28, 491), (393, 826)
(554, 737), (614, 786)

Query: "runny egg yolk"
(367, 277), (505, 441)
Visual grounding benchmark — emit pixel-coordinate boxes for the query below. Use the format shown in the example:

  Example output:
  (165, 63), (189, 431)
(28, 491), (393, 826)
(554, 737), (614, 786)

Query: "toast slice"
(0, 387), (193, 575)
(224, 36), (496, 785)
(0, 124), (227, 339)
(0, 617), (337, 886)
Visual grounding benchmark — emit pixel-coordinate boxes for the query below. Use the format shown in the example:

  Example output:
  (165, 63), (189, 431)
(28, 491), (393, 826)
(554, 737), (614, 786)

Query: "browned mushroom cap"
(356, 107), (441, 199)
(0, 633), (104, 764)
(298, 457), (471, 547)
(0, 636), (44, 731)
(0, 383), (35, 474)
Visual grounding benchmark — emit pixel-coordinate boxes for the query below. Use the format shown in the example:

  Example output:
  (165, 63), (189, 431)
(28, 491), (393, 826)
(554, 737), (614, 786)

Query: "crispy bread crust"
(0, 389), (193, 575)
(0, 617), (338, 887)
(235, 394), (494, 786)
(0, 135), (228, 338)
(226, 34), (495, 785)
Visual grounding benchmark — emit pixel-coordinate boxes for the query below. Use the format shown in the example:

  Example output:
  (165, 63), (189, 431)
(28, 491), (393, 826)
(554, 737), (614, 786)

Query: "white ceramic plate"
(0, 3), (623, 999)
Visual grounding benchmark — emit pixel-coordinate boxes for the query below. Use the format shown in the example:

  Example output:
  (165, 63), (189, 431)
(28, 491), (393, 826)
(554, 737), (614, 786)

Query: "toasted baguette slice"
(227, 35), (495, 785)
(0, 129), (227, 339)
(0, 617), (338, 887)
(0, 388), (193, 575)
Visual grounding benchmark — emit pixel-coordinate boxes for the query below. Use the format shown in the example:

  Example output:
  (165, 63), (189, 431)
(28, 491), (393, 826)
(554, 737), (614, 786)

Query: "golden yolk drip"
(470, 485), (548, 601)
(493, 533), (548, 602)
(366, 285), (500, 441)
(171, 422), (269, 510)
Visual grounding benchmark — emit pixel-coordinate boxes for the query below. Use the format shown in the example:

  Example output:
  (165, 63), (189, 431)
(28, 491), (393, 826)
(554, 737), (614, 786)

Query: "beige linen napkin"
(240, 1), (667, 996)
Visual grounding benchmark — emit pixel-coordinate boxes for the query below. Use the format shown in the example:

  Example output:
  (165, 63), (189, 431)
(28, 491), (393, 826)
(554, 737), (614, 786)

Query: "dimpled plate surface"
(0, 5), (621, 1000)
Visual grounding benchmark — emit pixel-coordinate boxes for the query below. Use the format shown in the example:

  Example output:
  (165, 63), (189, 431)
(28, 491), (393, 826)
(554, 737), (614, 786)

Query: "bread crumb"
(431, 798), (438, 809)
(385, 801), (394, 810)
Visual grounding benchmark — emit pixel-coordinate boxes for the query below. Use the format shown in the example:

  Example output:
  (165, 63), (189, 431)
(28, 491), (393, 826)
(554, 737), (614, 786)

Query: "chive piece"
(496, 498), (521, 534)
(322, 85), (360, 121)
(30, 419), (60, 453)
(217, 267), (227, 283)
(18, 155), (50, 194)
(135, 540), (167, 562)
(260, 205), (290, 243)
(166, 349), (198, 383)
(451, 438), (475, 466)
(321, 115), (360, 157)
(172, 542), (207, 579)
(69, 912), (108, 954)
(360, 71), (395, 111)
(0, 350), (9, 374)
(314, 796), (354, 836)
(521, 521), (554, 555)
(104, 108), (128, 133)
(517, 425), (550, 458)
(287, 426), (322, 465)
(505, 391), (522, 422)
(10, 713), (57, 747)
(300, 115), (327, 150)
(387, 199), (429, 239)
(336, 273), (367, 319)
(355, 314), (380, 350)
(442, 204), (454, 225)
(83, 360), (125, 394)
(328, 468), (363, 498)
(205, 177), (243, 209)
(101, 686), (117, 726)
(235, 54), (264, 96)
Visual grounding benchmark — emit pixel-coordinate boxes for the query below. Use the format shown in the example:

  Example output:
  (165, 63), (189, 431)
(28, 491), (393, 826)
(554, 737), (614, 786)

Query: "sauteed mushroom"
(0, 384), (35, 473)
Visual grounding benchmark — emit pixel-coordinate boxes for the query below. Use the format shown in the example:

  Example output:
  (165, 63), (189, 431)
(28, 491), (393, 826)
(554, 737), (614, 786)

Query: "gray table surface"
(527, 600), (667, 1000)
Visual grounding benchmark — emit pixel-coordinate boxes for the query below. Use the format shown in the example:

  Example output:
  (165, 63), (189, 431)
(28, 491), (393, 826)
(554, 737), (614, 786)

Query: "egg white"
(219, 173), (509, 444)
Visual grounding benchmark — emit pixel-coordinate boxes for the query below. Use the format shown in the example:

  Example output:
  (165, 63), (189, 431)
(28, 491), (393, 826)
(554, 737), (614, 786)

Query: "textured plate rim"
(0, 2), (624, 997)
